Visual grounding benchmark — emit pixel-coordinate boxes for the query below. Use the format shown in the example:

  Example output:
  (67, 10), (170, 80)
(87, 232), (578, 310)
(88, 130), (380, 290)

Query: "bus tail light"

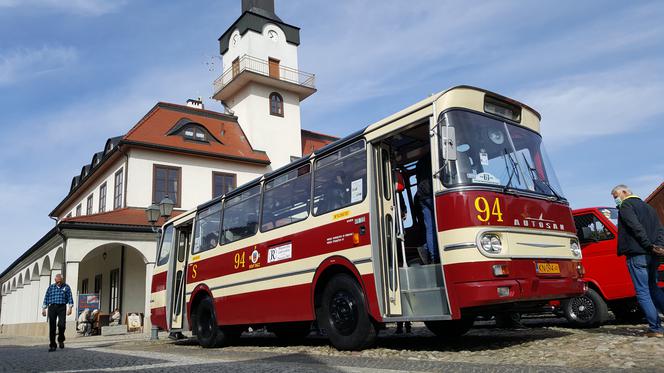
(492, 264), (509, 277)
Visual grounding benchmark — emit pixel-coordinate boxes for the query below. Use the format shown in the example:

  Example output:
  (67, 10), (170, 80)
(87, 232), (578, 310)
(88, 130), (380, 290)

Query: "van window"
(313, 140), (367, 216)
(574, 213), (614, 242)
(221, 185), (261, 244)
(193, 202), (222, 254)
(261, 164), (311, 232)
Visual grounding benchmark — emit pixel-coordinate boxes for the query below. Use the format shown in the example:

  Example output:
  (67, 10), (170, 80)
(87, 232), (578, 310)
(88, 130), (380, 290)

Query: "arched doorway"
(78, 244), (148, 320)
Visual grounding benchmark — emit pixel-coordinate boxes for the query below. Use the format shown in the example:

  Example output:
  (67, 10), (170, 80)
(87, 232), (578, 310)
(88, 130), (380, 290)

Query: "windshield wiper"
(520, 153), (562, 201)
(502, 148), (520, 193)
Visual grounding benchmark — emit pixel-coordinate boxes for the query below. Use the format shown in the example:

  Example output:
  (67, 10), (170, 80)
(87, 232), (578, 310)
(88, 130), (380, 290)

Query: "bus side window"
(261, 164), (311, 232)
(157, 225), (174, 265)
(313, 140), (367, 216)
(192, 202), (222, 254)
(221, 185), (261, 244)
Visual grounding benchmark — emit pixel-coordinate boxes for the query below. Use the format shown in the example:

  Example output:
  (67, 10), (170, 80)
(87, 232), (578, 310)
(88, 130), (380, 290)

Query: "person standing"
(611, 184), (664, 337)
(41, 273), (74, 351)
(415, 154), (439, 264)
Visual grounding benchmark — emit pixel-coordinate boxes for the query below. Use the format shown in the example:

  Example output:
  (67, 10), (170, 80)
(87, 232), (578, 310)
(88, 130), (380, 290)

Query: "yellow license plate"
(536, 262), (560, 274)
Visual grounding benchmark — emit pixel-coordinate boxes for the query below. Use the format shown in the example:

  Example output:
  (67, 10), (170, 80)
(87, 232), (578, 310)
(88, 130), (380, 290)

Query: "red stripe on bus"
(151, 271), (167, 293)
(150, 306), (167, 331)
(436, 191), (575, 234)
(188, 213), (371, 284)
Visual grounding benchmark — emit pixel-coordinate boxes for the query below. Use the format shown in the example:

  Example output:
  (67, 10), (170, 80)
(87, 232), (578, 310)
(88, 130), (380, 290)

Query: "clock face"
(267, 30), (278, 41)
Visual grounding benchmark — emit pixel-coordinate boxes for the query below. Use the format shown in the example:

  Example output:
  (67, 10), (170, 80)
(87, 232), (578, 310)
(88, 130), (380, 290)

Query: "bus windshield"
(439, 110), (565, 200)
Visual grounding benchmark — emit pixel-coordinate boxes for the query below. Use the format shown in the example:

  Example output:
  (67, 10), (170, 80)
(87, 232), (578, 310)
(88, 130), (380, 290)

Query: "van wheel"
(195, 297), (230, 348)
(270, 322), (312, 342)
(425, 317), (475, 338)
(317, 274), (376, 350)
(562, 288), (608, 328)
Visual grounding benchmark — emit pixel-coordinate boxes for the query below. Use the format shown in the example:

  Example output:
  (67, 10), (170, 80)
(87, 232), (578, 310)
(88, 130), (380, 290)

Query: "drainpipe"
(49, 216), (67, 280)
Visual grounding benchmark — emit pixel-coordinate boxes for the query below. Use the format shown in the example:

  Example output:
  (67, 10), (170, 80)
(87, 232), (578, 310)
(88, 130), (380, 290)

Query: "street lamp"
(145, 195), (175, 232)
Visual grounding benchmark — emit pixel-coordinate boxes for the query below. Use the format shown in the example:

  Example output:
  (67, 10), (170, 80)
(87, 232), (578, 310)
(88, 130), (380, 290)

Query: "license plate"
(536, 262), (560, 274)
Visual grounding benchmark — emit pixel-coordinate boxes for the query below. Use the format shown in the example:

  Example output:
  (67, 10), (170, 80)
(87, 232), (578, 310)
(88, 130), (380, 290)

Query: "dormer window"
(182, 125), (208, 142)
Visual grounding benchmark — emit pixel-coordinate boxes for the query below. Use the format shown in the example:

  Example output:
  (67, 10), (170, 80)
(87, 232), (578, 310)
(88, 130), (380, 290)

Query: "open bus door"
(374, 143), (403, 316)
(169, 223), (192, 331)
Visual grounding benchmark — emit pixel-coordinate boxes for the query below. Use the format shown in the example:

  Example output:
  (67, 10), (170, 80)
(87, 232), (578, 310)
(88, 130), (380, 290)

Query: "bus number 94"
(474, 196), (504, 223)
(234, 252), (246, 269)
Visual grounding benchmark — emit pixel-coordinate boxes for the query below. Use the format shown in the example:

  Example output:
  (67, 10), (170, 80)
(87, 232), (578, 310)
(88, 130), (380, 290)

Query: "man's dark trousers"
(48, 304), (66, 348)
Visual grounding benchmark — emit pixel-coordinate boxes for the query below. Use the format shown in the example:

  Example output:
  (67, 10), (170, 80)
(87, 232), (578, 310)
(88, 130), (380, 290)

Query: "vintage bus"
(150, 86), (585, 350)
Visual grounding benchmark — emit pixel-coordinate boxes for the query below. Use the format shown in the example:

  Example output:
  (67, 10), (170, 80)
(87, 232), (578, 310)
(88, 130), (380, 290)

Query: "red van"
(559, 207), (664, 327)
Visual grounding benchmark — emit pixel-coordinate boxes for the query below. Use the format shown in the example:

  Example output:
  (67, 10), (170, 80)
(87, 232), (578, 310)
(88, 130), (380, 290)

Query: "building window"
(109, 268), (120, 313)
(99, 182), (107, 213)
(182, 126), (208, 142)
(153, 165), (181, 207)
(75, 204), (82, 217)
(86, 194), (94, 215)
(269, 92), (283, 117)
(212, 172), (236, 198)
(94, 274), (102, 296)
(81, 278), (89, 294)
(114, 169), (123, 209)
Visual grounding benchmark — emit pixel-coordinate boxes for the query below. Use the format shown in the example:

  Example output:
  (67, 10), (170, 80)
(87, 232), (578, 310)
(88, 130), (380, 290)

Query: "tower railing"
(213, 55), (316, 94)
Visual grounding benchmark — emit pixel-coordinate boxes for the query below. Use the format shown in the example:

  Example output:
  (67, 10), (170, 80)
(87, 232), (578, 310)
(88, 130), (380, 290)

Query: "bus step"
(401, 288), (449, 316)
(399, 264), (444, 291)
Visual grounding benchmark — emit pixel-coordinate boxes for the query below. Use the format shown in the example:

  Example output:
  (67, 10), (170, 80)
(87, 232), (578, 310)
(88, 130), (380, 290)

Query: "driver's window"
(574, 214), (614, 243)
(157, 225), (174, 266)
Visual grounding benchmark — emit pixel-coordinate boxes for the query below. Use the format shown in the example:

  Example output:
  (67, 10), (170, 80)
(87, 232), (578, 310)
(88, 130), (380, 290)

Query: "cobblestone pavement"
(1, 317), (663, 372)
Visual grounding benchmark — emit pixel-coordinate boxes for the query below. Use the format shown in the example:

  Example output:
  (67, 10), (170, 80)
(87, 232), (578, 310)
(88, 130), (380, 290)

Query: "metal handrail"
(213, 54), (316, 94)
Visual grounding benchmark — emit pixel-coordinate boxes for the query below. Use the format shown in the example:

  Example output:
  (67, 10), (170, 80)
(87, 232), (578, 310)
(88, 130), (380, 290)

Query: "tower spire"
(241, 0), (281, 22)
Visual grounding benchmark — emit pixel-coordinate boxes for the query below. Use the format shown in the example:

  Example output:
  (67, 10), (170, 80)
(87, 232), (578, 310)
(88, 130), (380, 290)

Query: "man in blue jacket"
(42, 273), (74, 351)
(612, 184), (664, 337)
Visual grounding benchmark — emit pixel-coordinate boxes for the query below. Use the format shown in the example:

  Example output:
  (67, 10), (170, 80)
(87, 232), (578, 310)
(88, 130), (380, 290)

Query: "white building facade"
(0, 0), (333, 337)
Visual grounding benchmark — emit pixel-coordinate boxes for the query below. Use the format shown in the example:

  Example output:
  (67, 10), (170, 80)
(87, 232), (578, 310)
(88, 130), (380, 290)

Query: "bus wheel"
(424, 317), (475, 338)
(270, 322), (312, 342)
(562, 288), (608, 328)
(195, 297), (226, 348)
(318, 274), (376, 350)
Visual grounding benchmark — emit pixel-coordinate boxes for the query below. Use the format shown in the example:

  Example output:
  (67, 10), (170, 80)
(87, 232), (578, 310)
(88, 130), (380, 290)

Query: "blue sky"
(0, 0), (662, 271)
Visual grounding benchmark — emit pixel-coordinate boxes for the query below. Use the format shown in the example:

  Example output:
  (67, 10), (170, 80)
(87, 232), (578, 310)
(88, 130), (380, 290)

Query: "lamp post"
(145, 195), (175, 233)
(145, 195), (174, 341)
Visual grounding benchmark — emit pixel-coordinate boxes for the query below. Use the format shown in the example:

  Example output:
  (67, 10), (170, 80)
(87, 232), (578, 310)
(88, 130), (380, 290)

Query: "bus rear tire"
(562, 288), (608, 328)
(318, 273), (376, 350)
(195, 297), (230, 348)
(425, 317), (475, 338)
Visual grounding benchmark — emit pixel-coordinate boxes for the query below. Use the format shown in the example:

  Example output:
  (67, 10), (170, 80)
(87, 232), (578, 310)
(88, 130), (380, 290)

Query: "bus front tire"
(562, 288), (608, 328)
(425, 317), (475, 338)
(195, 297), (230, 348)
(318, 273), (376, 350)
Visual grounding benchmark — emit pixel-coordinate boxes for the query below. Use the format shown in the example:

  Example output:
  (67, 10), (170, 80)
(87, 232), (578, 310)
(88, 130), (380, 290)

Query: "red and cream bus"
(150, 86), (585, 350)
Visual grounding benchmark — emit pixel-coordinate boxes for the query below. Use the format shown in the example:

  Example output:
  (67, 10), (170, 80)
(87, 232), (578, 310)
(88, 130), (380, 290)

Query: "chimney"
(186, 97), (204, 110)
(241, 0), (281, 21)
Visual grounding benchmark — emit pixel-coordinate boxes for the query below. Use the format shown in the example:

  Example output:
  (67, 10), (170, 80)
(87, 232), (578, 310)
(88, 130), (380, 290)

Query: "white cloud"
(519, 61), (664, 148)
(0, 0), (126, 16)
(0, 46), (78, 85)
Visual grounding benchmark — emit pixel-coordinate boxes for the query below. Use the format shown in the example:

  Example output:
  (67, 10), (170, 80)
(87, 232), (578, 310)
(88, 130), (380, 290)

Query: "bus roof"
(193, 85), (541, 214)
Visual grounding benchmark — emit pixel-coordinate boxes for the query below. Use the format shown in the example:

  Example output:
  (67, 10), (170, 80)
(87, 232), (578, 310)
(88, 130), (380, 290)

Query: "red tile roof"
(301, 129), (338, 156)
(61, 208), (184, 227)
(124, 102), (270, 164)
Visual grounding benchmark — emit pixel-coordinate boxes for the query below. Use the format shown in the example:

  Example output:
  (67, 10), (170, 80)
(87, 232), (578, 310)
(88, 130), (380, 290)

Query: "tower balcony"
(213, 54), (316, 102)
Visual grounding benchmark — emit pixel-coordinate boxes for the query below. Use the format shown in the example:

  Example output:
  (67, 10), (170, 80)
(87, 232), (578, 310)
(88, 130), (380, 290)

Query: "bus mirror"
(441, 127), (457, 161)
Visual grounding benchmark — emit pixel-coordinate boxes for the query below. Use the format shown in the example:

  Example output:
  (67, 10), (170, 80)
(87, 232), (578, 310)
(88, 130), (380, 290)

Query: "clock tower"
(213, 0), (316, 169)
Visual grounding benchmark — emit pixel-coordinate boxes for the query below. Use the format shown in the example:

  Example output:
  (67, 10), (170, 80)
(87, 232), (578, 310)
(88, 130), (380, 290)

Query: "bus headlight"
(571, 241), (581, 258)
(480, 234), (502, 254)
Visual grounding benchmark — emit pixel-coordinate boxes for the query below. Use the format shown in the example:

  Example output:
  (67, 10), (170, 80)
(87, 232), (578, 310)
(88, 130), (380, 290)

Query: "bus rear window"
(313, 140), (367, 216)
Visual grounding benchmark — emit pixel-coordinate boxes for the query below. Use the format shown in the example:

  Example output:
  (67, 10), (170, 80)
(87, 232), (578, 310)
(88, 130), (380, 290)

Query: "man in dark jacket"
(612, 184), (664, 337)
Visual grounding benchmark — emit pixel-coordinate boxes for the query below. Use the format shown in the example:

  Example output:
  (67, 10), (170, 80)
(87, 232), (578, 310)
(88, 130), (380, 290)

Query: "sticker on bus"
(351, 179), (363, 203)
(268, 242), (292, 263)
(472, 172), (500, 185)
